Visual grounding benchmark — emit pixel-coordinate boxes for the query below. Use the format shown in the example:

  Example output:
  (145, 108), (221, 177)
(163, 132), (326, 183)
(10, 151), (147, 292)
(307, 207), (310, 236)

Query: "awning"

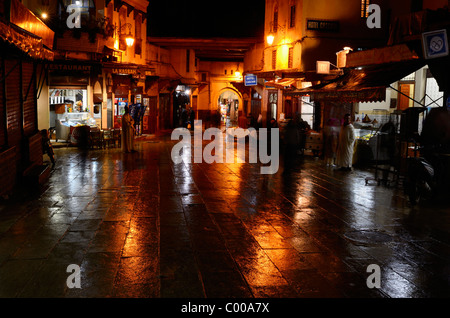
(0, 19), (53, 60)
(265, 78), (297, 90)
(346, 43), (421, 68)
(285, 59), (426, 102)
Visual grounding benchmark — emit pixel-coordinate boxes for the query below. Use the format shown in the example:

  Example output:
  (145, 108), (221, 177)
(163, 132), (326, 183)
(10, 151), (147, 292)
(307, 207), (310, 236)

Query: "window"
(273, 5), (278, 32)
(186, 50), (190, 73)
(272, 50), (277, 70)
(288, 47), (294, 69)
(289, 5), (296, 28)
(134, 14), (142, 56)
(118, 6), (127, 51)
(361, 0), (370, 18)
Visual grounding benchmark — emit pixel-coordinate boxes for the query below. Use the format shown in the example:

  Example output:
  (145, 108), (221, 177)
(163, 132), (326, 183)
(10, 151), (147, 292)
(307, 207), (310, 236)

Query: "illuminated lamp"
(125, 32), (135, 47)
(267, 33), (275, 46)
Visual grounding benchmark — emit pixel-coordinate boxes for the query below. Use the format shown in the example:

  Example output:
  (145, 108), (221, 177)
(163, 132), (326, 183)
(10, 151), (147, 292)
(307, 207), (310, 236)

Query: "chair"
(102, 129), (114, 148)
(112, 129), (121, 148)
(89, 129), (103, 149)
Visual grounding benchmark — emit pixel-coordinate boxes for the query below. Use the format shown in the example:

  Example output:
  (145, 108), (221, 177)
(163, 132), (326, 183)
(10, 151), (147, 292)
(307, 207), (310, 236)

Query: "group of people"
(123, 106), (356, 168)
(282, 113), (356, 171)
(177, 105), (196, 130)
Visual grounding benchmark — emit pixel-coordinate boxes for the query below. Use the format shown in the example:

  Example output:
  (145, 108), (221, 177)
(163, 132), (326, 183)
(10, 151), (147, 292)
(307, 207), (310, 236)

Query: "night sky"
(147, 0), (265, 38)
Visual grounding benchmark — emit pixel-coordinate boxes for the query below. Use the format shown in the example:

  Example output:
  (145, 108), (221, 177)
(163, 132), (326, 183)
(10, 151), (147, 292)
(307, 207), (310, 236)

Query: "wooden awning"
(285, 59), (426, 103)
(0, 20), (53, 60)
(265, 78), (297, 90)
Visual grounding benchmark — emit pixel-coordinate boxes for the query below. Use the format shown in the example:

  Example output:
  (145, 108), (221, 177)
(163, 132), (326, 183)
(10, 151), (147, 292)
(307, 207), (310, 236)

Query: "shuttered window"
(22, 61), (36, 136)
(272, 50), (277, 70)
(288, 47), (294, 69)
(5, 59), (21, 146)
(0, 57), (5, 148)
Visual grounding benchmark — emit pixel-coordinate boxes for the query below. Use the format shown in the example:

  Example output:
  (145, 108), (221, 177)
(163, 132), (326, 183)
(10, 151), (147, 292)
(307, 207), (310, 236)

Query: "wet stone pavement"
(0, 135), (450, 299)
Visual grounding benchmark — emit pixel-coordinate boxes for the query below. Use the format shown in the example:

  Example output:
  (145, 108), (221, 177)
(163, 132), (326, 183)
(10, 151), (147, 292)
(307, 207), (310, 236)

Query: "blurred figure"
(238, 112), (248, 129)
(324, 118), (339, 166)
(181, 106), (188, 128)
(336, 114), (356, 171)
(41, 129), (55, 166)
(257, 113), (263, 130)
(189, 106), (195, 130)
(270, 118), (278, 128)
(122, 106), (136, 153)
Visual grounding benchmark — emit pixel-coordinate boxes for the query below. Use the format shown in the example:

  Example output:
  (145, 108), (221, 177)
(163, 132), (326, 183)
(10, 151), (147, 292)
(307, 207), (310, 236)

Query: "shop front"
(104, 63), (156, 133)
(48, 61), (101, 144)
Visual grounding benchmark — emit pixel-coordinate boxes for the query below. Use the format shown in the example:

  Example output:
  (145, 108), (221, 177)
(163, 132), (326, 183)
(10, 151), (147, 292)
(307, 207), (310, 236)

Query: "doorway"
(398, 83), (414, 111)
(268, 91), (278, 126)
(218, 90), (240, 127)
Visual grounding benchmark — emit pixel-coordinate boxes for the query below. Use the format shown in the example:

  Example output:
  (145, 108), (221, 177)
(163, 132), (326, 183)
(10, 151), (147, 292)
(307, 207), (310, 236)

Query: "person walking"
(41, 129), (55, 166)
(324, 118), (339, 166)
(181, 106), (188, 128)
(122, 105), (136, 153)
(189, 106), (195, 130)
(336, 113), (356, 171)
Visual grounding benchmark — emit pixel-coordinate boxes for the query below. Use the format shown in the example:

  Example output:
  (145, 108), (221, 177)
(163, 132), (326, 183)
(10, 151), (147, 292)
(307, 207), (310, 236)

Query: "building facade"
(244, 0), (392, 129)
(0, 0), (55, 197)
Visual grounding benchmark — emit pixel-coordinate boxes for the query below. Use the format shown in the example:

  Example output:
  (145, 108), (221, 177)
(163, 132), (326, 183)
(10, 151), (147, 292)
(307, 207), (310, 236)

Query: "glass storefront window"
(49, 88), (88, 113)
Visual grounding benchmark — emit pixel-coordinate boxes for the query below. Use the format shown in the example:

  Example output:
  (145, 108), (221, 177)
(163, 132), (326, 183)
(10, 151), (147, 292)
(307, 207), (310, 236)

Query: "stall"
(48, 61), (101, 141)
(50, 88), (98, 142)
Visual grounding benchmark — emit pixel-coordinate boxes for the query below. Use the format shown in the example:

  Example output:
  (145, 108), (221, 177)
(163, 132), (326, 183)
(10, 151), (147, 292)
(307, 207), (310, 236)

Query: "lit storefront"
(104, 63), (157, 132)
(48, 61), (102, 142)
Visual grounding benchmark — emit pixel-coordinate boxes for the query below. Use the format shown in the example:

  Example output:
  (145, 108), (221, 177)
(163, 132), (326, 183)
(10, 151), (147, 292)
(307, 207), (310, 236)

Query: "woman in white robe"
(336, 114), (356, 170)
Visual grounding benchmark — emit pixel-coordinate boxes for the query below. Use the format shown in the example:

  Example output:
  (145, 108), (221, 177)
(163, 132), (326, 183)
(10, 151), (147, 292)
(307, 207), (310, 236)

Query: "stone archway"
(216, 88), (242, 127)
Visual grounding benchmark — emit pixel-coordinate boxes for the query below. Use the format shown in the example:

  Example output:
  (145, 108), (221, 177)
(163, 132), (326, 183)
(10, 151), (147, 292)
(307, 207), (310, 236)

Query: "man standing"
(122, 106), (136, 153)
(336, 113), (356, 171)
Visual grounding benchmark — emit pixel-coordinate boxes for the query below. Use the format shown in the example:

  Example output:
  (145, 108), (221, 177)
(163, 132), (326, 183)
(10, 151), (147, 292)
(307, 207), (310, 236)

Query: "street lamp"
(267, 34), (275, 46)
(116, 23), (135, 47)
(266, 22), (285, 46)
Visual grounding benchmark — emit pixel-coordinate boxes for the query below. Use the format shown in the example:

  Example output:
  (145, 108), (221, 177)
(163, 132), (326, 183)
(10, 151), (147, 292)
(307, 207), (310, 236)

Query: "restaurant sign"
(110, 67), (156, 79)
(49, 63), (92, 72)
(307, 19), (339, 32)
(112, 68), (138, 75)
(310, 87), (386, 103)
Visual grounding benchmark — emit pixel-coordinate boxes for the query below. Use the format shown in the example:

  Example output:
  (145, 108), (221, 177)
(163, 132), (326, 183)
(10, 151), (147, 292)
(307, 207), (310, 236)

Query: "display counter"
(55, 112), (98, 143)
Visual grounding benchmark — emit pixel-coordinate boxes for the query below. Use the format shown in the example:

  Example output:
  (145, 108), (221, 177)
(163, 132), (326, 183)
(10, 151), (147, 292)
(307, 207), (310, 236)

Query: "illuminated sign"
(244, 74), (258, 86)
(307, 19), (339, 32)
(49, 64), (92, 72)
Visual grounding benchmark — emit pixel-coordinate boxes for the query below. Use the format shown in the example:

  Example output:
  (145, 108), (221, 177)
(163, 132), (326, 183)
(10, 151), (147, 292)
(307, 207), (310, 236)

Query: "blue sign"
(422, 29), (449, 59)
(244, 74), (257, 86)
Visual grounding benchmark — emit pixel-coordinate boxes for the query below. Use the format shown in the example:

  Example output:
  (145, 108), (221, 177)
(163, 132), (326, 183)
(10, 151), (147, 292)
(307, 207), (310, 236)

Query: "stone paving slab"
(0, 137), (449, 299)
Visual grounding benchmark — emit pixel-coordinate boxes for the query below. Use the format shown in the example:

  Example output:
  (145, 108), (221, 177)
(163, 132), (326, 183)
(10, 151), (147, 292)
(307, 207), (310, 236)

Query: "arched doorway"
(218, 89), (241, 127)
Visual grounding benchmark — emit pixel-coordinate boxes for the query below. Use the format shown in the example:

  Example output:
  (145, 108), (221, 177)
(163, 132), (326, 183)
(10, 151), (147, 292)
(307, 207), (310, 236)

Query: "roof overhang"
(148, 37), (259, 61)
(285, 59), (426, 103)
